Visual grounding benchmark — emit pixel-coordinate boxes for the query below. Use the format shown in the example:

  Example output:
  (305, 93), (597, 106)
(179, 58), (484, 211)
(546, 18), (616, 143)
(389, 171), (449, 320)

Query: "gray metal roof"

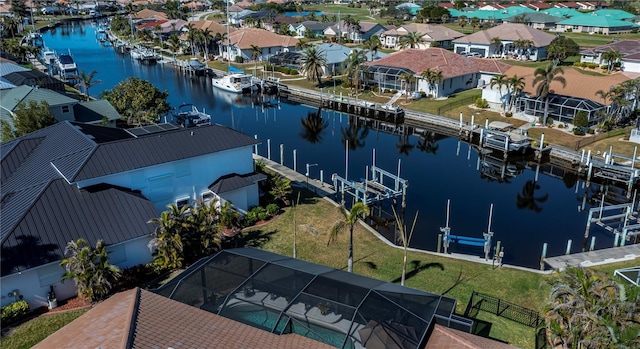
(73, 100), (122, 123)
(0, 85), (78, 112)
(3, 71), (66, 92)
(1, 179), (157, 276)
(209, 172), (267, 194)
(0, 62), (29, 77)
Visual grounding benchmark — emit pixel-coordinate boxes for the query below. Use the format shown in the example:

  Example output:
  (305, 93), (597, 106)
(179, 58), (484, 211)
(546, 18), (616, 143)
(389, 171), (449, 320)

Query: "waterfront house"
(290, 21), (333, 38)
(313, 43), (387, 76)
(452, 23), (555, 60)
(362, 48), (510, 98)
(324, 21), (387, 44)
(0, 60), (31, 90)
(222, 28), (298, 62)
(380, 23), (464, 50)
(0, 121), (263, 308)
(554, 12), (638, 34)
(580, 40), (640, 73)
(481, 66), (634, 125)
(503, 12), (564, 31)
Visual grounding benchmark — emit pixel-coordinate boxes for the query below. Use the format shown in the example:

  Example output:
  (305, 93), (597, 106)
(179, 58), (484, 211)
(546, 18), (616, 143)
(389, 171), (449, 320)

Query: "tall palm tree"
(327, 202), (370, 273)
(399, 31), (425, 49)
(300, 46), (327, 87)
(506, 74), (525, 112)
(457, 15), (468, 33)
(490, 37), (502, 56)
(600, 49), (622, 73)
(185, 23), (197, 56)
(167, 33), (182, 61)
(200, 28), (214, 60)
(147, 203), (190, 269)
(363, 36), (380, 60)
(295, 38), (310, 50)
(399, 72), (416, 103)
(421, 68), (444, 98)
(250, 44), (262, 76)
(345, 50), (367, 95)
(533, 62), (566, 126)
(489, 74), (507, 110)
(75, 70), (102, 101)
(469, 17), (480, 33)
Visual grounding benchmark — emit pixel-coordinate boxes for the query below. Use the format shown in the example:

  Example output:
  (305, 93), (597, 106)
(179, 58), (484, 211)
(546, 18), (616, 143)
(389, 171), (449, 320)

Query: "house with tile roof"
(34, 249), (520, 349)
(453, 23), (555, 60)
(380, 23), (464, 50)
(0, 122), (263, 308)
(481, 66), (634, 125)
(223, 28), (298, 62)
(580, 40), (640, 73)
(362, 48), (510, 98)
(555, 12), (638, 34)
(503, 12), (564, 31)
(324, 21), (387, 44)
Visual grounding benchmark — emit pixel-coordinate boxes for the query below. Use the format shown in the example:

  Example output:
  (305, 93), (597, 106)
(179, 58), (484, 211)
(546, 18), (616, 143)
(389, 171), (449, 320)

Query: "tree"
(490, 74), (507, 109)
(250, 44), (262, 76)
(469, 17), (480, 33)
(1, 100), (56, 141)
(269, 175), (292, 206)
(199, 28), (214, 60)
(327, 202), (370, 273)
(363, 36), (380, 59)
(506, 74), (525, 112)
(300, 46), (327, 86)
(295, 38), (310, 50)
(400, 72), (416, 103)
(75, 70), (102, 101)
(60, 238), (121, 302)
(490, 37), (502, 56)
(600, 49), (622, 73)
(391, 206), (418, 286)
(547, 36), (579, 64)
(344, 50), (368, 95)
(573, 110), (589, 128)
(101, 77), (171, 126)
(533, 63), (566, 126)
(167, 33), (182, 61)
(1, 16), (20, 38)
(147, 204), (189, 269)
(399, 31), (425, 49)
(457, 15), (468, 32)
(421, 68), (444, 98)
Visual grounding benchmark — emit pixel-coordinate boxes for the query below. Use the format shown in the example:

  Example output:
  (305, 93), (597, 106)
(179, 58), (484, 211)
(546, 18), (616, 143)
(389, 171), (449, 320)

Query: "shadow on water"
(391, 260), (444, 284)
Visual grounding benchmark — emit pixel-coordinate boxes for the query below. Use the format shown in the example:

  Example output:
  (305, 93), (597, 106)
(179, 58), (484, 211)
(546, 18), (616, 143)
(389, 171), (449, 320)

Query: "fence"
(464, 291), (542, 328)
(572, 127), (630, 150)
(436, 94), (481, 115)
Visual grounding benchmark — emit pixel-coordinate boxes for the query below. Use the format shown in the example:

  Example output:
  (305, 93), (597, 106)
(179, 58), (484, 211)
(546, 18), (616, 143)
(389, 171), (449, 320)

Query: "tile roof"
(502, 65), (632, 101)
(134, 9), (167, 20)
(362, 48), (510, 78)
(426, 325), (519, 349)
(34, 288), (336, 349)
(209, 172), (267, 194)
(186, 19), (232, 37)
(453, 23), (555, 47)
(580, 39), (640, 57)
(229, 28), (298, 49)
(384, 23), (465, 42)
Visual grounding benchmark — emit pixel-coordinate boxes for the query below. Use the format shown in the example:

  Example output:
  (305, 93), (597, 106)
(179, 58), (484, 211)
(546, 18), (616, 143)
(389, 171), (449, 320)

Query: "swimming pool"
(283, 11), (324, 17)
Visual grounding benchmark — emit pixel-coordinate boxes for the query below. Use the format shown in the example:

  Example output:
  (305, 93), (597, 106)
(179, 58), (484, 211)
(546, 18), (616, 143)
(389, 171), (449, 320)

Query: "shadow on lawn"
(440, 266), (481, 296)
(391, 260), (444, 284)
(236, 229), (278, 248)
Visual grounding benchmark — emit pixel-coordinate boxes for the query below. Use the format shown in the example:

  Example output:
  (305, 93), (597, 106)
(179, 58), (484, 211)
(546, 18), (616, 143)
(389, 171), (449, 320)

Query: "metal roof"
(0, 85), (77, 112)
(155, 248), (473, 349)
(72, 100), (122, 123)
(209, 172), (267, 194)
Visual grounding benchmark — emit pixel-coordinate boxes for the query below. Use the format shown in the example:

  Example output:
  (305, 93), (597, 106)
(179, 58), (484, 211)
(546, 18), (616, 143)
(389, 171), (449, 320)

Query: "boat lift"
(440, 200), (495, 261)
(331, 148), (408, 207)
(583, 191), (640, 249)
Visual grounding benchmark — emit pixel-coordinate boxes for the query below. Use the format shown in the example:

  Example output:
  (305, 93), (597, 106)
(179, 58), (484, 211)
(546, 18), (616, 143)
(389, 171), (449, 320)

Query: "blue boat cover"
(229, 66), (244, 73)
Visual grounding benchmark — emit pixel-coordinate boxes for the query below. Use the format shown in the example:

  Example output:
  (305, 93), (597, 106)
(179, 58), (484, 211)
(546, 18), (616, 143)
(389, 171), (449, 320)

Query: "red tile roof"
(426, 325), (520, 349)
(453, 23), (555, 47)
(363, 48), (510, 78)
(229, 28), (298, 49)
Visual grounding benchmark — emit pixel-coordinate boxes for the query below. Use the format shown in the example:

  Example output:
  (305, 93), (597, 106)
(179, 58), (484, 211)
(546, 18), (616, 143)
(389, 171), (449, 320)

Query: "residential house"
(521, 1), (552, 11)
(3, 69), (66, 92)
(290, 21), (333, 38)
(132, 9), (168, 23)
(262, 14), (300, 33)
(222, 28), (298, 62)
(0, 121), (263, 308)
(33, 248), (519, 349)
(380, 23), (464, 50)
(481, 66), (634, 125)
(453, 23), (555, 60)
(396, 2), (423, 16)
(324, 21), (387, 44)
(0, 59), (29, 90)
(580, 40), (640, 73)
(362, 48), (510, 98)
(555, 12), (638, 34)
(541, 7), (582, 18)
(503, 12), (564, 30)
(313, 43), (387, 76)
(460, 7), (537, 25)
(182, 20), (230, 57)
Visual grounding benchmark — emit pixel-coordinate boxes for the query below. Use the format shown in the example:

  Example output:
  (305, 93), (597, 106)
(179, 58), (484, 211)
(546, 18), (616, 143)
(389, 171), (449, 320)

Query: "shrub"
(505, 112), (513, 118)
(587, 63), (598, 69)
(1, 300), (30, 326)
(573, 110), (589, 128)
(474, 97), (489, 108)
(234, 56), (244, 63)
(587, 128), (595, 134)
(557, 123), (565, 128)
(390, 89), (397, 94)
(573, 129), (585, 136)
(566, 28), (572, 32)
(419, 91), (426, 98)
(266, 203), (279, 216)
(341, 81), (351, 88)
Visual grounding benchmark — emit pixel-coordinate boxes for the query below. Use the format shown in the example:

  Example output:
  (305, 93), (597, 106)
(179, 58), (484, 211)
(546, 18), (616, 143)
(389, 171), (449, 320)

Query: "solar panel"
(126, 123), (179, 137)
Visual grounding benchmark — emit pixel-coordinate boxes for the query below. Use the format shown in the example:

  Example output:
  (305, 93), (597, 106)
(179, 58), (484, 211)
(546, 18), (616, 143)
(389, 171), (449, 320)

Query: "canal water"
(41, 21), (629, 268)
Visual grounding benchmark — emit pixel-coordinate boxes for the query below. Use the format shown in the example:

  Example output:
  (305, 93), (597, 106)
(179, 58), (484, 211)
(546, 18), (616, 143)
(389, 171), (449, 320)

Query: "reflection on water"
(39, 21), (638, 268)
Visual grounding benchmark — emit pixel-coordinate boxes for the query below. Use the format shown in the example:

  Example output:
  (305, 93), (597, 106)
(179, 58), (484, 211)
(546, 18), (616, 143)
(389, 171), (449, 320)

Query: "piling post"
(565, 239), (572, 255)
(459, 112), (463, 129)
(470, 114), (475, 129)
(540, 133), (545, 151)
(293, 149), (297, 172)
(609, 145), (613, 164)
(633, 146), (637, 169)
(584, 210), (593, 250)
(540, 243), (547, 271)
(614, 231), (620, 247)
(621, 228), (627, 247)
(254, 135), (258, 154)
(580, 149), (585, 164)
(267, 139), (271, 160)
(437, 234), (442, 253)
(280, 144), (284, 165)
(590, 236), (596, 251)
(587, 162), (593, 185)
(586, 149), (592, 166)
(320, 170), (324, 186)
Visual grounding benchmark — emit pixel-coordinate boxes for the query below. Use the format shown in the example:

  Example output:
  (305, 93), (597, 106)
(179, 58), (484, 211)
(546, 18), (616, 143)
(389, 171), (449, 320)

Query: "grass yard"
(307, 4), (377, 22)
(0, 310), (87, 349)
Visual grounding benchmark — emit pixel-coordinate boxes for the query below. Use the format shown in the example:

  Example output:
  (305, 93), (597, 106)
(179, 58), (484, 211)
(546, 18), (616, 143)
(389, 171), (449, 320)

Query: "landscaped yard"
(0, 310), (87, 349)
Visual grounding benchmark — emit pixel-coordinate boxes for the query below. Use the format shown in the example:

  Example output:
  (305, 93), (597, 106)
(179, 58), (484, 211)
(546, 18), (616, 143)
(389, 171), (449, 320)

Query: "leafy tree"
(101, 77), (170, 126)
(300, 46), (327, 86)
(573, 110), (589, 128)
(547, 36), (579, 63)
(327, 202), (370, 273)
(1, 100), (56, 141)
(60, 239), (121, 302)
(75, 70), (102, 101)
(533, 63), (566, 126)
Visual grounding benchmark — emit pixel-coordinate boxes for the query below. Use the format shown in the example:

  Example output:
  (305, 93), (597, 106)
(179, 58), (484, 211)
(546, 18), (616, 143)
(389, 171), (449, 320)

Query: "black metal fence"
(464, 291), (542, 328)
(436, 94), (481, 115)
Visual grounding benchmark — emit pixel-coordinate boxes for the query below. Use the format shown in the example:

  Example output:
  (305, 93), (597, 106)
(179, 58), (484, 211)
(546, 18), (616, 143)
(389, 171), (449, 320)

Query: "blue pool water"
(284, 11), (325, 17)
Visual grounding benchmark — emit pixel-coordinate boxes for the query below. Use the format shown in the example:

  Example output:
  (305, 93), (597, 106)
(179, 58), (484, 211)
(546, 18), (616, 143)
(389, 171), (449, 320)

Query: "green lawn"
(307, 4), (377, 22)
(0, 310), (87, 349)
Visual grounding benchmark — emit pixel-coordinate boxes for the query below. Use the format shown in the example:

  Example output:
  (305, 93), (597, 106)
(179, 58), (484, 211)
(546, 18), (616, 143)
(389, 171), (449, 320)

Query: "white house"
(221, 28), (298, 62)
(580, 39), (640, 73)
(0, 121), (262, 309)
(379, 23), (464, 50)
(324, 21), (387, 43)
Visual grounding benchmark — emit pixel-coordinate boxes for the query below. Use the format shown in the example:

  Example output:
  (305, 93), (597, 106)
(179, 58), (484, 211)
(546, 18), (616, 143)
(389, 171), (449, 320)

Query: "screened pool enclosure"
(364, 65), (415, 92)
(155, 248), (473, 349)
(517, 93), (606, 126)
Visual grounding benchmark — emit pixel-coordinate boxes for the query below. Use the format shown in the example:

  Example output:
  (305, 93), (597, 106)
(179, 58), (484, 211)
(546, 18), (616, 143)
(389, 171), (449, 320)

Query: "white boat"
(212, 73), (256, 94)
(41, 49), (56, 66)
(55, 53), (78, 80)
(174, 103), (211, 127)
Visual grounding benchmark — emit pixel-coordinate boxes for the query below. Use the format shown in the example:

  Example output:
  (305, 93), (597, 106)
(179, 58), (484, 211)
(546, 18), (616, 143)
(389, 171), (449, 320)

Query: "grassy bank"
(0, 310), (87, 349)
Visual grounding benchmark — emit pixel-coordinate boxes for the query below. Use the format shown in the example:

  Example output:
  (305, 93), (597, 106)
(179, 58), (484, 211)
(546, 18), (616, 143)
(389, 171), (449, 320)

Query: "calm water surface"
(41, 21), (632, 268)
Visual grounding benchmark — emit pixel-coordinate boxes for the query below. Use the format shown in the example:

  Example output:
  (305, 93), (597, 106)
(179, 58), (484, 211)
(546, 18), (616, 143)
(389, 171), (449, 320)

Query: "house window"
(61, 105), (70, 113)
(176, 197), (190, 208)
(573, 25), (579, 30)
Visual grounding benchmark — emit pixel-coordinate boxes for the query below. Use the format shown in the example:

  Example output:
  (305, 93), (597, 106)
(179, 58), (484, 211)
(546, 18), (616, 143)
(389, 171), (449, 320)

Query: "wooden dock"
(544, 244), (640, 271)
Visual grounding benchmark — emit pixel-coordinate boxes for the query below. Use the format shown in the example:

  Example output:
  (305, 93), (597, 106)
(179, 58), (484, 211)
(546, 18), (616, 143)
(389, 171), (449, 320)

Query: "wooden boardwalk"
(544, 244), (640, 270)
(253, 154), (335, 197)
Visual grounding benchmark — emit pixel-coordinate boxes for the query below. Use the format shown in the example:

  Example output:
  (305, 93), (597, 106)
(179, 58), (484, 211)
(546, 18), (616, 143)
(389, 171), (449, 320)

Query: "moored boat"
(55, 52), (78, 80)
(174, 103), (211, 127)
(212, 73), (256, 94)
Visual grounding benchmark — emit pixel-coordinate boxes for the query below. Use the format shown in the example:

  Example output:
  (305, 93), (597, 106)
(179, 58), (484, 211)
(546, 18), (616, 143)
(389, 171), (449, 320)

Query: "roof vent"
(190, 131), (194, 136)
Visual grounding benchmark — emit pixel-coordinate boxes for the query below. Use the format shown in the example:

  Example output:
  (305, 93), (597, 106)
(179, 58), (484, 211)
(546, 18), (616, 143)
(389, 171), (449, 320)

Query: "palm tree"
(269, 175), (292, 206)
(189, 199), (222, 260)
(327, 202), (370, 273)
(421, 68), (444, 98)
(147, 204), (190, 269)
(344, 50), (367, 95)
(363, 36), (380, 60)
(506, 74), (525, 112)
(167, 33), (181, 62)
(75, 70), (102, 101)
(185, 23), (197, 56)
(250, 44), (262, 76)
(533, 62), (566, 126)
(490, 37), (502, 56)
(469, 17), (480, 33)
(295, 38), (310, 50)
(218, 201), (241, 237)
(60, 238), (121, 302)
(457, 15), (468, 33)
(214, 31), (228, 56)
(600, 49), (622, 73)
(490, 74), (507, 110)
(399, 72), (416, 103)
(300, 109), (328, 144)
(300, 46), (327, 86)
(200, 28), (214, 61)
(399, 31), (425, 49)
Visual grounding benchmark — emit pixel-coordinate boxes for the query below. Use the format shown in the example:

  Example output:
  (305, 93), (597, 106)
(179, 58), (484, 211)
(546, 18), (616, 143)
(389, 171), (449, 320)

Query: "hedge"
(1, 300), (30, 326)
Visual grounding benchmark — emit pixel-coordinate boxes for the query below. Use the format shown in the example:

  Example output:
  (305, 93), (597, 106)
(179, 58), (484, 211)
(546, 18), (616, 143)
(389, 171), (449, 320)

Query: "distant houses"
(324, 21), (387, 43)
(580, 40), (640, 73)
(380, 23), (464, 50)
(223, 28), (298, 62)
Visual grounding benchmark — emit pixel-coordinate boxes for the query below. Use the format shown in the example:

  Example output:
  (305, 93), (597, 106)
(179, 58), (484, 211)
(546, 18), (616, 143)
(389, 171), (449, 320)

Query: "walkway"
(253, 154), (336, 197)
(544, 244), (640, 270)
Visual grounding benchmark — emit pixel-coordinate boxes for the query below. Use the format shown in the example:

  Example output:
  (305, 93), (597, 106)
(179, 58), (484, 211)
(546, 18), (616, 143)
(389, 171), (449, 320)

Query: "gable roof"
(557, 14), (638, 28)
(187, 20), (230, 37)
(229, 28), (298, 49)
(0, 85), (77, 112)
(453, 23), (555, 46)
(72, 100), (121, 123)
(580, 39), (640, 57)
(0, 61), (29, 77)
(384, 23), (465, 42)
(134, 9), (167, 20)
(504, 12), (564, 24)
(297, 20), (333, 31)
(2, 71), (66, 92)
(209, 172), (267, 194)
(362, 48), (510, 78)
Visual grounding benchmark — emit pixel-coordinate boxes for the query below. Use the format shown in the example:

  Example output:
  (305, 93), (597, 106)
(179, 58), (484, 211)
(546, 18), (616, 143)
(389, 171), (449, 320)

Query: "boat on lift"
(55, 52), (78, 80)
(212, 72), (256, 94)
(174, 103), (211, 127)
